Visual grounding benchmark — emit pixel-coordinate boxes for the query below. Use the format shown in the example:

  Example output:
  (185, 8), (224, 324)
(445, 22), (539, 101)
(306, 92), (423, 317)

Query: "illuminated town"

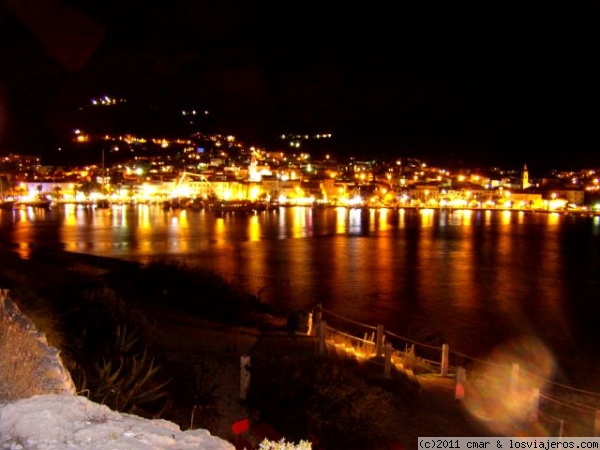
(1, 95), (600, 214)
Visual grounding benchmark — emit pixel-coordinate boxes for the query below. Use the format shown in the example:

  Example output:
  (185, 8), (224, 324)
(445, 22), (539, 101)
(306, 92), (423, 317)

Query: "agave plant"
(93, 348), (170, 414)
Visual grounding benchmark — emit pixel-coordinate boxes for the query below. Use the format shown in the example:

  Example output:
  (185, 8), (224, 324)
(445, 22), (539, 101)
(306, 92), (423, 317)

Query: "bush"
(168, 355), (224, 431)
(90, 347), (170, 415)
(106, 260), (261, 324)
(247, 349), (398, 450)
(63, 289), (171, 416)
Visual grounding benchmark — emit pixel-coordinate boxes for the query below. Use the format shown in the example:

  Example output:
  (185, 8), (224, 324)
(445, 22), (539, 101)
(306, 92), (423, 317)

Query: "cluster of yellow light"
(439, 198), (469, 208)
(171, 184), (191, 198)
(90, 95), (124, 106)
(338, 195), (363, 207)
(280, 133), (332, 139)
(121, 134), (145, 144)
(140, 184), (158, 197)
(547, 198), (567, 210)
(249, 185), (260, 201)
(181, 109), (209, 116)
(278, 194), (315, 206)
(146, 138), (170, 148)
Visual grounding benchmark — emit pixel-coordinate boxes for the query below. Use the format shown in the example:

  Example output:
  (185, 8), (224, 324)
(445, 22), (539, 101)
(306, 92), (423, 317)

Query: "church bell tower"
(522, 164), (530, 190)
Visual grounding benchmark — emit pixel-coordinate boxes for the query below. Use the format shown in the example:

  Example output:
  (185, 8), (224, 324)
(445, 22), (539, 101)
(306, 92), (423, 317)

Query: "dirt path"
(392, 374), (494, 449)
(143, 309), (259, 441)
(146, 308), (496, 449)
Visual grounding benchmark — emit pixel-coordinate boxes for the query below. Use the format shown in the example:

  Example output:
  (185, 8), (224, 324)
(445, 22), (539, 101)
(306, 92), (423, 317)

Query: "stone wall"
(0, 289), (76, 401)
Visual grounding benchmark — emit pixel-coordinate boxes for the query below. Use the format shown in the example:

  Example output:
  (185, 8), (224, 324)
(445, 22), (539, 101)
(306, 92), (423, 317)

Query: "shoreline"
(3, 201), (600, 217)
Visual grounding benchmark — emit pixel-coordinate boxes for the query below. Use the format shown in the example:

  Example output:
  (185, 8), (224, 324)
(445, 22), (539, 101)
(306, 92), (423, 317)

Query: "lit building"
(522, 164), (530, 189)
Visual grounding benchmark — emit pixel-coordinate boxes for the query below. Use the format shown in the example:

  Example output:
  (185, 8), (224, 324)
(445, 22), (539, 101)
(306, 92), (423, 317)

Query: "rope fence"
(313, 304), (600, 437)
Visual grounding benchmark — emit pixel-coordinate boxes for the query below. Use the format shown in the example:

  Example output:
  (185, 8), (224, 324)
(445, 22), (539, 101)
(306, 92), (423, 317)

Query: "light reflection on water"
(1, 205), (600, 381)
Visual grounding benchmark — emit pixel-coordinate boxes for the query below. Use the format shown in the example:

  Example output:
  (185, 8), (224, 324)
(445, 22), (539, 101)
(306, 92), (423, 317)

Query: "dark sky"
(1, 0), (600, 169)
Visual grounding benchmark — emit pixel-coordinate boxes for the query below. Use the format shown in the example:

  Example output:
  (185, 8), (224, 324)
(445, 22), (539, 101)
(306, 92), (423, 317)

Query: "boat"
(95, 198), (111, 209)
(0, 182), (14, 210)
(16, 197), (52, 209)
(187, 198), (206, 211)
(211, 200), (260, 213)
(0, 199), (14, 210)
(162, 197), (184, 210)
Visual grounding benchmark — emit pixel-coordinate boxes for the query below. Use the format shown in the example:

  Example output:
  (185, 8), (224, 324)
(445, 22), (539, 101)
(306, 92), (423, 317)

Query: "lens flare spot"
(461, 337), (555, 435)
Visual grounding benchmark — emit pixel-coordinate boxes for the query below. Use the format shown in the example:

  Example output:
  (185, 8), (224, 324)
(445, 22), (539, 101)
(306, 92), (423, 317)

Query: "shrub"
(0, 263), (172, 418)
(184, 356), (221, 408)
(90, 348), (170, 415)
(106, 260), (259, 324)
(171, 356), (223, 431)
(247, 349), (398, 450)
(64, 290), (171, 416)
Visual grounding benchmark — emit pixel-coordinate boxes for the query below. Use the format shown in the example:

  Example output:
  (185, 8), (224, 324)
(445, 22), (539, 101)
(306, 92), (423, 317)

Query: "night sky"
(1, 0), (600, 169)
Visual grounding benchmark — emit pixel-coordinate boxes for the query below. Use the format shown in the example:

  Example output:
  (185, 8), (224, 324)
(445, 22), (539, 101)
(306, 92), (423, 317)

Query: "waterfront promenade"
(5, 197), (600, 217)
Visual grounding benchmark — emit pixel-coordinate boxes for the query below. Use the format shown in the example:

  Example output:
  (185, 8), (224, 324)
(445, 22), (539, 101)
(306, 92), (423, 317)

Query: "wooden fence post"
(318, 320), (327, 356)
(455, 367), (466, 401)
(0, 288), (8, 304)
(306, 311), (314, 336)
(0, 289), (9, 316)
(376, 324), (385, 356)
(510, 363), (520, 394)
(558, 419), (565, 437)
(440, 343), (449, 376)
(383, 342), (392, 379)
(530, 388), (540, 422)
(314, 303), (322, 325)
(240, 355), (250, 400)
